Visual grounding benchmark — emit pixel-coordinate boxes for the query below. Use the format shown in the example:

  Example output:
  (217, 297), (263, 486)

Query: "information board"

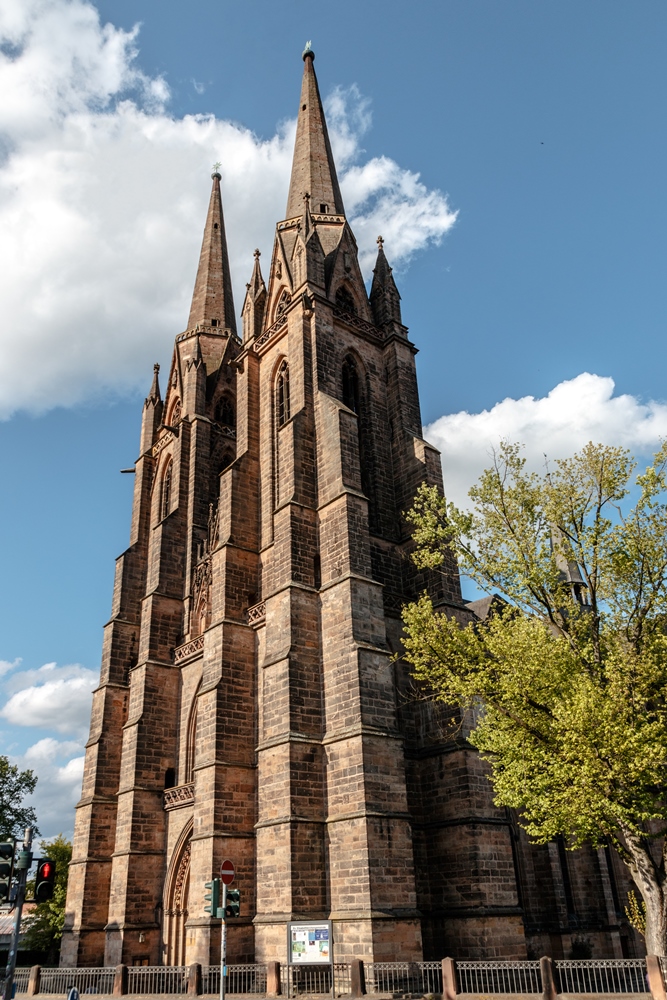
(287, 921), (332, 964)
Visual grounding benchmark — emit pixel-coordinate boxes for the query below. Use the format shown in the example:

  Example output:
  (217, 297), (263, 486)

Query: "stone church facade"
(62, 48), (641, 969)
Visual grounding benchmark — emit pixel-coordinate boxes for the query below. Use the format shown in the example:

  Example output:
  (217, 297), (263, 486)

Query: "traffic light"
(35, 858), (57, 903)
(204, 878), (220, 916)
(0, 840), (15, 903)
(225, 889), (240, 918)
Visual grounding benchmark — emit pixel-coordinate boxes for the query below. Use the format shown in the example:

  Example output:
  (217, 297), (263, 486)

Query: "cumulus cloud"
(1, 661), (98, 736)
(426, 373), (667, 510)
(0, 0), (457, 418)
(14, 738), (85, 839)
(0, 657), (21, 677)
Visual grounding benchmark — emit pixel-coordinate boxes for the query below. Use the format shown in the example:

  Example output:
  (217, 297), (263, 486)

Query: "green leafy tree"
(0, 756), (38, 839)
(402, 441), (667, 955)
(23, 835), (72, 963)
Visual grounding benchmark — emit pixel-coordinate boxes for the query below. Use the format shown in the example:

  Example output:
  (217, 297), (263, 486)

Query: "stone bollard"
(113, 964), (128, 997)
(441, 958), (457, 1000)
(267, 961), (281, 996)
(187, 963), (202, 996)
(539, 956), (557, 1000)
(27, 965), (41, 996)
(350, 959), (366, 997)
(646, 956), (667, 1000)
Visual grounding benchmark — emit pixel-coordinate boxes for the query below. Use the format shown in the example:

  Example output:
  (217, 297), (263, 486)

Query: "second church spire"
(188, 170), (237, 334)
(285, 45), (345, 220)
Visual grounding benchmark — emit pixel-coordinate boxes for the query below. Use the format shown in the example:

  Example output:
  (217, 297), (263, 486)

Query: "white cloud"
(426, 373), (667, 510)
(0, 0), (457, 419)
(0, 657), (21, 677)
(1, 661), (98, 735)
(13, 738), (85, 839)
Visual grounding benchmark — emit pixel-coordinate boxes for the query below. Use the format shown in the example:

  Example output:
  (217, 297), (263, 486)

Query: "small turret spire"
(145, 363), (161, 406)
(242, 249), (267, 342)
(187, 170), (237, 334)
(285, 45), (345, 220)
(370, 237), (403, 329)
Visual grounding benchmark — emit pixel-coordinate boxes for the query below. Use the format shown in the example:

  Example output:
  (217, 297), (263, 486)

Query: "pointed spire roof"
(145, 363), (161, 406)
(370, 236), (402, 327)
(247, 249), (266, 301)
(285, 47), (345, 220)
(187, 171), (237, 334)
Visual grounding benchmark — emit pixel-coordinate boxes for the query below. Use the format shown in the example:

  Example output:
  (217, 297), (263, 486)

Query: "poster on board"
(287, 921), (332, 964)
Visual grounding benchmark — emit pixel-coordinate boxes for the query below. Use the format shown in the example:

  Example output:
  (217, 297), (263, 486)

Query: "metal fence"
(126, 966), (188, 995)
(365, 961), (443, 996)
(455, 960), (542, 995)
(554, 958), (649, 994)
(12, 969), (31, 993)
(202, 964), (267, 995)
(286, 963), (351, 997)
(38, 968), (116, 995)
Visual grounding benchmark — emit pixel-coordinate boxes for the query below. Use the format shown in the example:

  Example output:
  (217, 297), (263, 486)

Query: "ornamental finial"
(377, 235), (384, 249)
(302, 40), (314, 60)
(254, 248), (261, 259)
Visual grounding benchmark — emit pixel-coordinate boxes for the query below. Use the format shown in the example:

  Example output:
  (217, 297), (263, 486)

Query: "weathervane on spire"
(212, 161), (222, 178)
(302, 40), (314, 60)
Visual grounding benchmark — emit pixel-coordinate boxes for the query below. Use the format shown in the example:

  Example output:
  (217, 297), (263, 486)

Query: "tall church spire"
(187, 170), (237, 335)
(285, 45), (345, 220)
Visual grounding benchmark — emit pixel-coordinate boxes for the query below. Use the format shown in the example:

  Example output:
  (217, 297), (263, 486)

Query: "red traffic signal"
(35, 858), (57, 902)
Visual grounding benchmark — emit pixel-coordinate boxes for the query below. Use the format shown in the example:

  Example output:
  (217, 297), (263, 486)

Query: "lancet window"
(216, 396), (235, 429)
(161, 459), (173, 521)
(336, 285), (357, 315)
(276, 361), (290, 427)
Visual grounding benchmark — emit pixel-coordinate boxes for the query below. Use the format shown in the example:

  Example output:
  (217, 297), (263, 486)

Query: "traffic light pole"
(3, 827), (33, 1000)
(219, 883), (227, 1000)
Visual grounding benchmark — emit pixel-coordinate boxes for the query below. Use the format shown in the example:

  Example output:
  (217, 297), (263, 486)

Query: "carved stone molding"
(253, 317), (287, 353)
(164, 784), (195, 811)
(247, 601), (266, 627)
(174, 635), (204, 663)
(332, 306), (382, 340)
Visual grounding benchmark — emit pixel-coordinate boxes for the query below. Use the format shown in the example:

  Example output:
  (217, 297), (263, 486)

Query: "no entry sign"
(220, 860), (235, 885)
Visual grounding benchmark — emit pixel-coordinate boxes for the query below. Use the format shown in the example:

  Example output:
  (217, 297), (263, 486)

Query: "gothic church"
(62, 48), (640, 969)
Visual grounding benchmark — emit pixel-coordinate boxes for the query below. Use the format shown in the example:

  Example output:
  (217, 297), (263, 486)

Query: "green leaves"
(403, 441), (667, 854)
(0, 756), (38, 840)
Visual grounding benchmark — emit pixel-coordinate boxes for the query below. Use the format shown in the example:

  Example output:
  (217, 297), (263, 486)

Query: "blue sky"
(1, 0), (666, 837)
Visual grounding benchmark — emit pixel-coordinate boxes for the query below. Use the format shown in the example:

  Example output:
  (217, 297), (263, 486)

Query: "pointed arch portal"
(163, 823), (192, 966)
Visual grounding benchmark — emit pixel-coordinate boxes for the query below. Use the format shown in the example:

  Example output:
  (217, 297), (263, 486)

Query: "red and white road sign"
(220, 860), (235, 885)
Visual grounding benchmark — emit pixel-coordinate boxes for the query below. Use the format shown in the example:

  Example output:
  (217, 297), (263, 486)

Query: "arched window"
(276, 361), (290, 427)
(216, 396), (235, 429)
(168, 399), (181, 426)
(161, 460), (173, 521)
(184, 681), (201, 785)
(276, 289), (291, 322)
(336, 286), (357, 315)
(342, 356), (360, 414)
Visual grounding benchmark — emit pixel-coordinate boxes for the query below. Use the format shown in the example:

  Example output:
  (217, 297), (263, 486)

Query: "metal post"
(219, 883), (227, 1000)
(3, 827), (33, 1000)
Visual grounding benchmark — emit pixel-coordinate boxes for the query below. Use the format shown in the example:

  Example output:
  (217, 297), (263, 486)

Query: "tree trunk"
(620, 824), (667, 956)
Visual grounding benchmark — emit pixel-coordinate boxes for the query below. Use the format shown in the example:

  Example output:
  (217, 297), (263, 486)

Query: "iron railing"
(11, 968), (31, 993)
(455, 960), (542, 995)
(39, 967), (116, 994)
(126, 966), (188, 994)
(286, 963), (351, 997)
(555, 958), (649, 994)
(202, 964), (267, 995)
(365, 961), (443, 995)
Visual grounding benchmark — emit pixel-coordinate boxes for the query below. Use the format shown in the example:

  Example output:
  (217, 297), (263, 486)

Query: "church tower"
(63, 45), (631, 970)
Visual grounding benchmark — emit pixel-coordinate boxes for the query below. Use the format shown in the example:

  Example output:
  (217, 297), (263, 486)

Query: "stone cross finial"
(154, 363), (160, 373)
(377, 235), (384, 249)
(254, 248), (261, 258)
